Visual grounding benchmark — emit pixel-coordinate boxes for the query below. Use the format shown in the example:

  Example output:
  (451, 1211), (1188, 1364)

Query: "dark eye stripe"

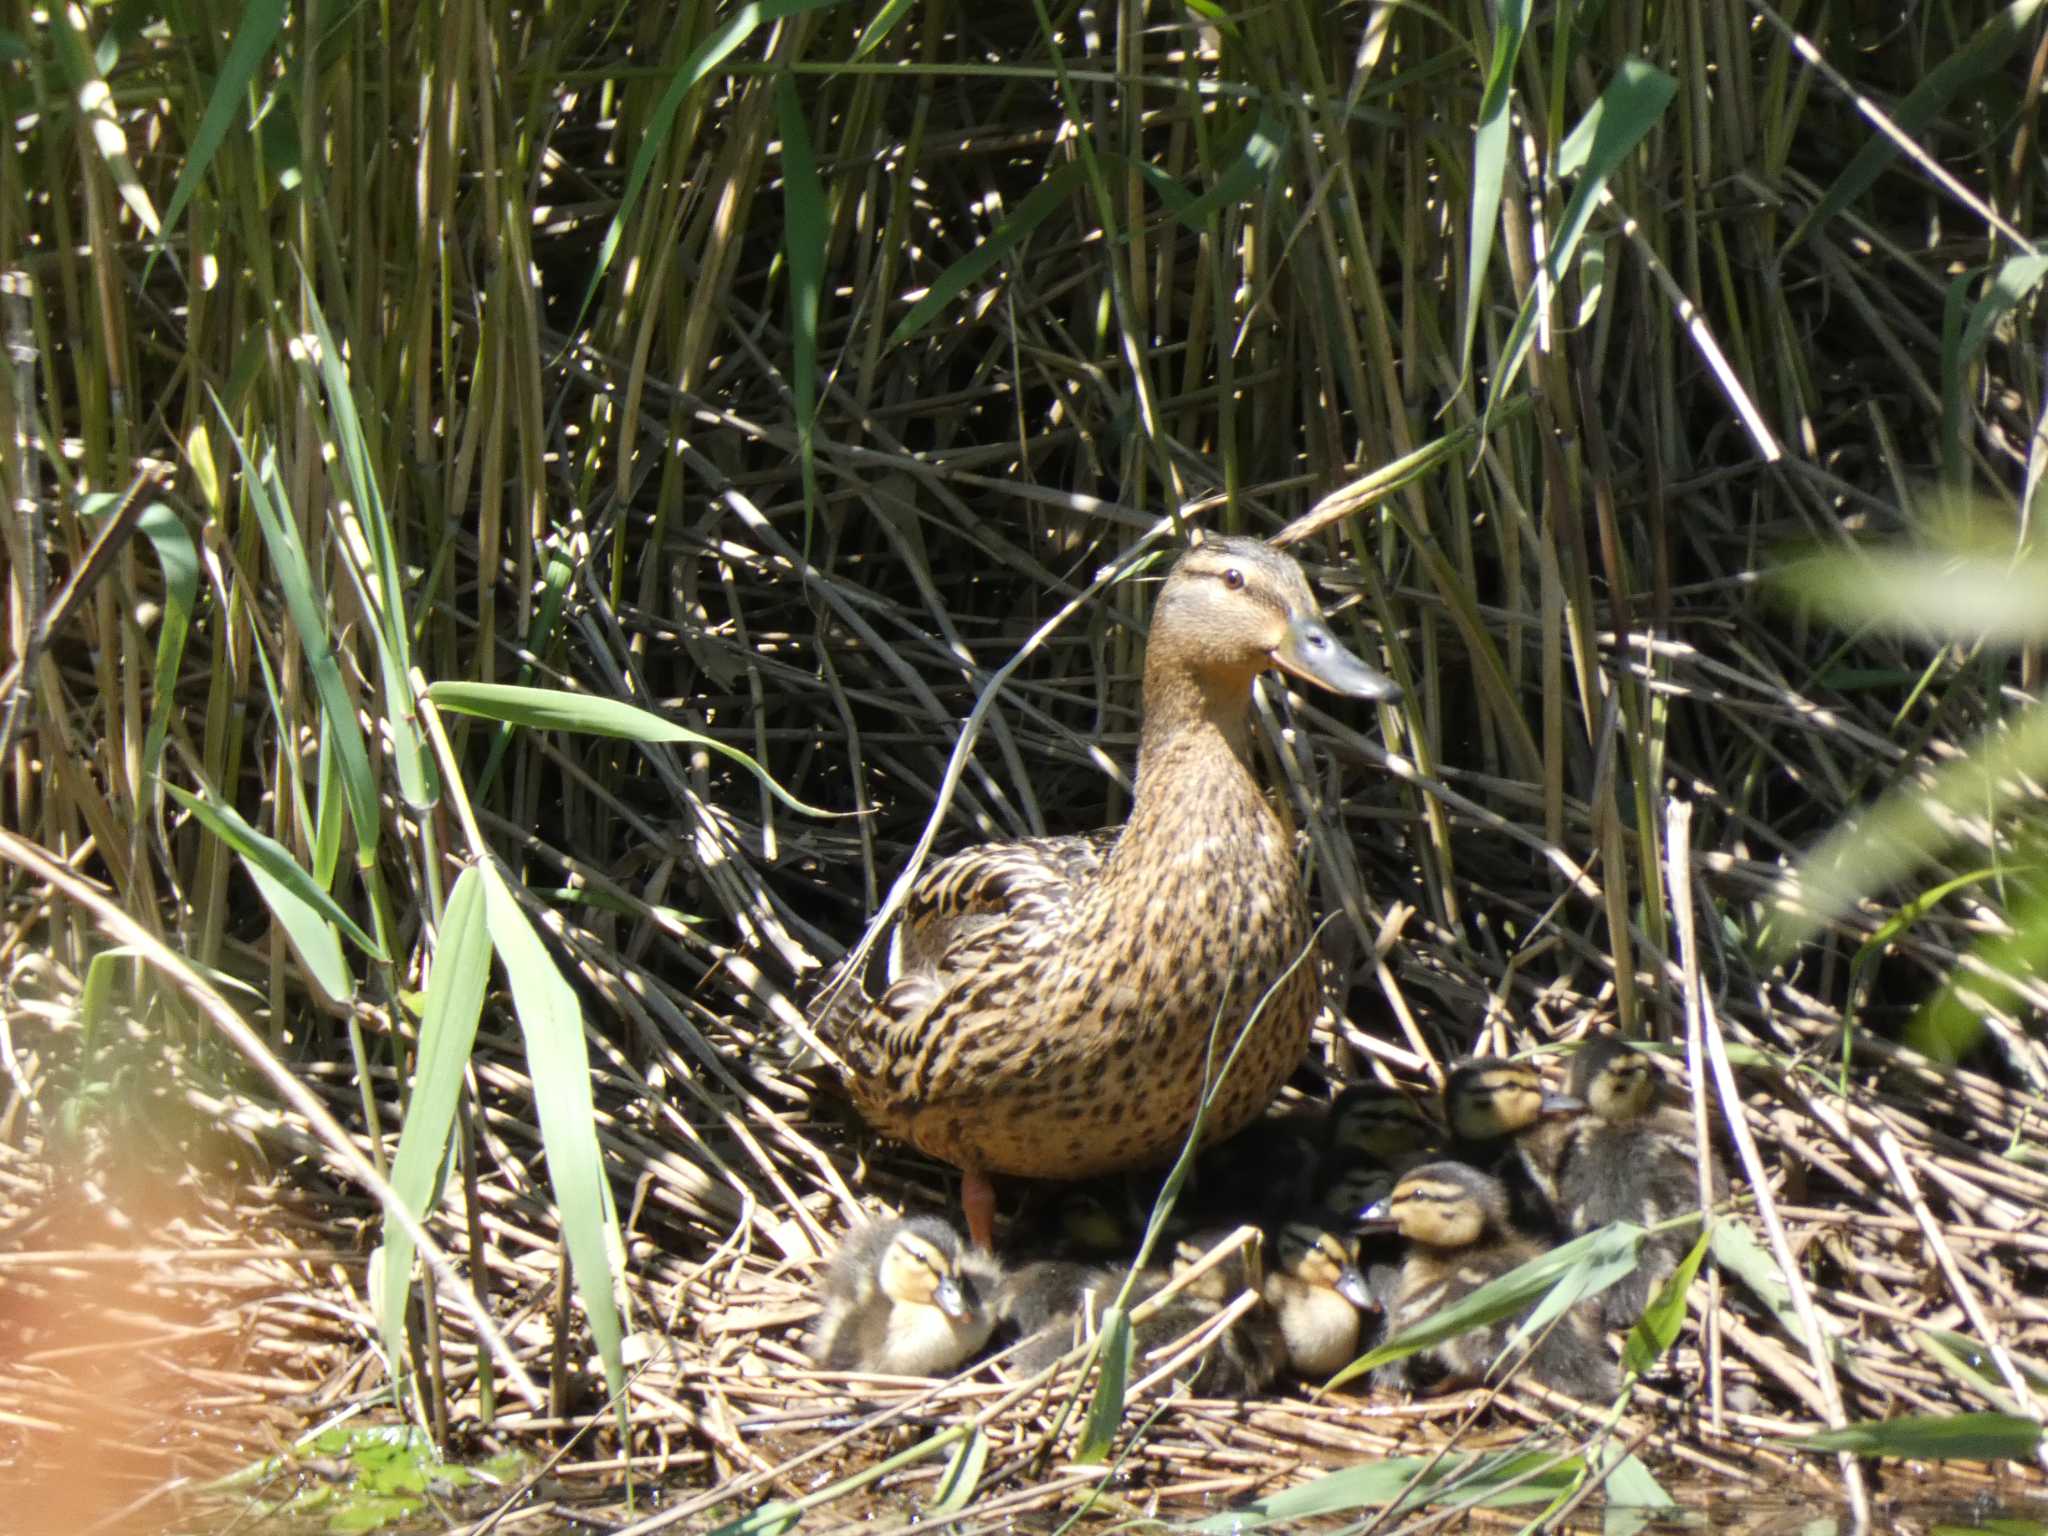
(898, 1237), (949, 1277)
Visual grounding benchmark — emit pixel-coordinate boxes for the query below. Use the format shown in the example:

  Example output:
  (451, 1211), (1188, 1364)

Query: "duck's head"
(1151, 536), (1400, 703)
(1273, 1221), (1374, 1309)
(1443, 1057), (1582, 1143)
(1055, 1190), (1129, 1256)
(877, 1218), (983, 1322)
(1570, 1035), (1658, 1123)
(1315, 1154), (1394, 1228)
(1359, 1161), (1510, 1249)
(1171, 1227), (1265, 1303)
(1328, 1082), (1438, 1163)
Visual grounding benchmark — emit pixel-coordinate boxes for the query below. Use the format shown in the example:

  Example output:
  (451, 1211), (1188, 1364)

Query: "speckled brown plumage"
(823, 537), (1400, 1224)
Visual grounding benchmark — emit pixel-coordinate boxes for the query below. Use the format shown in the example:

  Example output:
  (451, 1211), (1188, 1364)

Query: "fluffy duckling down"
(1363, 1161), (1616, 1401)
(1130, 1228), (1288, 1397)
(1441, 1057), (1582, 1236)
(808, 1216), (1001, 1376)
(1554, 1034), (1728, 1329)
(1263, 1220), (1375, 1379)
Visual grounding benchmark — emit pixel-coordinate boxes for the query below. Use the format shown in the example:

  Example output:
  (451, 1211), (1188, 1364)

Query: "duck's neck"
(1128, 659), (1258, 804)
(1106, 659), (1287, 877)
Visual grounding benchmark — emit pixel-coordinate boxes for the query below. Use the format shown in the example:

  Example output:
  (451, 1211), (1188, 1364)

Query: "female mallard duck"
(825, 536), (1400, 1248)
(1363, 1162), (1615, 1400)
(1264, 1220), (1375, 1379)
(1553, 1034), (1727, 1329)
(808, 1216), (1003, 1376)
(1441, 1057), (1581, 1236)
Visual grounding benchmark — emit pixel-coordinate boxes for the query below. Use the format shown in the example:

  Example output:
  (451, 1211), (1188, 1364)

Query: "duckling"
(1554, 1034), (1729, 1329)
(821, 536), (1401, 1248)
(1326, 1081), (1439, 1170)
(808, 1217), (1001, 1376)
(1187, 1112), (1322, 1222)
(1016, 1182), (1144, 1263)
(1441, 1057), (1582, 1236)
(997, 1258), (1121, 1372)
(1263, 1220), (1375, 1378)
(1313, 1154), (1402, 1308)
(1315, 1152), (1395, 1225)
(1363, 1162), (1616, 1400)
(1128, 1228), (1287, 1396)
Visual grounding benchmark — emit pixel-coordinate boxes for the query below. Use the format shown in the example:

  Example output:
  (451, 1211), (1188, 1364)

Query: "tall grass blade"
(1488, 59), (1676, 417)
(1598, 1450), (1677, 1536)
(887, 162), (1086, 345)
(579, 0), (845, 323)
(1189, 1450), (1583, 1530)
(930, 1425), (989, 1515)
(53, 6), (160, 236)
(427, 681), (834, 815)
(105, 495), (197, 799)
(1621, 1226), (1712, 1375)
(213, 417), (381, 852)
(1786, 1412), (2043, 1461)
(1769, 700), (2048, 956)
(1074, 1307), (1130, 1464)
(1793, 1), (2046, 248)
(1328, 1223), (1634, 1388)
(149, 0), (286, 276)
(481, 866), (626, 1400)
(776, 74), (826, 527)
(1461, 0), (1526, 381)
(1167, 108), (1285, 230)
(161, 782), (379, 962)
(296, 292), (432, 811)
(375, 867), (489, 1396)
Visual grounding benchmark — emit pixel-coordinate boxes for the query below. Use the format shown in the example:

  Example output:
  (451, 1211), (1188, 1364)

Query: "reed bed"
(3, 0), (2048, 1529)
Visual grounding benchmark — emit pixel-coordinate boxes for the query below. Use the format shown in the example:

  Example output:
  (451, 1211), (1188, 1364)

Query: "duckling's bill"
(933, 1275), (971, 1320)
(1333, 1262), (1375, 1310)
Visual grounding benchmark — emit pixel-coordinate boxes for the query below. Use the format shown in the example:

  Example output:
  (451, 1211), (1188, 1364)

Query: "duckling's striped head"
(877, 1218), (979, 1321)
(1570, 1035), (1658, 1122)
(1443, 1057), (1580, 1142)
(1369, 1161), (1511, 1249)
(1328, 1082), (1436, 1163)
(1055, 1190), (1128, 1256)
(1315, 1155), (1393, 1228)
(1273, 1221), (1373, 1309)
(1156, 536), (1400, 702)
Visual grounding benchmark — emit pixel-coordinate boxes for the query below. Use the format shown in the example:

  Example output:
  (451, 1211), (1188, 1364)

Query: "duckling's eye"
(1222, 566), (1245, 591)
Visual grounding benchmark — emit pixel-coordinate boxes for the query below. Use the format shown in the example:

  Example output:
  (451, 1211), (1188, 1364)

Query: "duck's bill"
(934, 1277), (971, 1321)
(1335, 1265), (1376, 1310)
(1352, 1196), (1399, 1234)
(1539, 1090), (1586, 1118)
(1271, 615), (1401, 701)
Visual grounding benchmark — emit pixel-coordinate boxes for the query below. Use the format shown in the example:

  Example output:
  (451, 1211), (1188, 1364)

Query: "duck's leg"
(962, 1168), (997, 1251)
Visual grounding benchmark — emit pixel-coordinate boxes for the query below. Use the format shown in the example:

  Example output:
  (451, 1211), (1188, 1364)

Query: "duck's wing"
(818, 829), (1117, 1041)
(895, 829), (1118, 972)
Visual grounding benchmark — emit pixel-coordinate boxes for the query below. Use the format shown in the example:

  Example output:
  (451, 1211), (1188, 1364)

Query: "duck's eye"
(1222, 567), (1245, 591)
